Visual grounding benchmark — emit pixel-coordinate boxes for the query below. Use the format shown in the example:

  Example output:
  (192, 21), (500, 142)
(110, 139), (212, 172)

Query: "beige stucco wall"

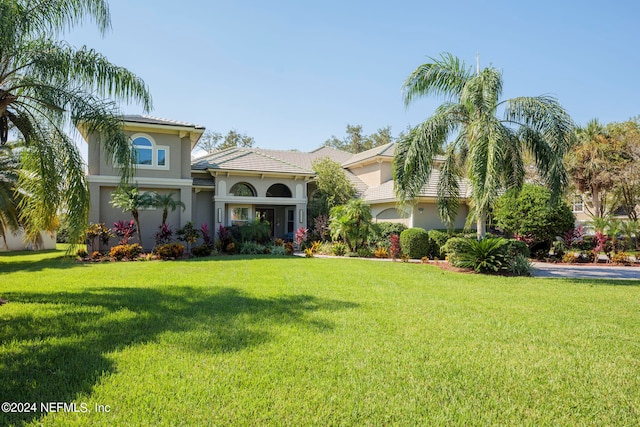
(411, 202), (471, 230)
(215, 175), (304, 199)
(98, 186), (186, 250)
(192, 190), (214, 229)
(371, 202), (410, 226)
(0, 230), (56, 251)
(96, 131), (186, 180)
(348, 162), (382, 187)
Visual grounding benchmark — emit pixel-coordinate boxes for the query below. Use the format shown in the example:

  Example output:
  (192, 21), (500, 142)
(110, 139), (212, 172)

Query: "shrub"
(240, 220), (271, 243)
(90, 251), (102, 261)
(239, 242), (266, 255)
(493, 184), (575, 248)
(154, 223), (174, 246)
(225, 242), (236, 254)
(357, 247), (373, 258)
(270, 245), (286, 256)
(400, 228), (431, 259)
(86, 222), (113, 251)
(77, 248), (88, 258)
(304, 248), (314, 258)
(310, 241), (321, 253)
(506, 254), (532, 276)
(428, 229), (469, 258)
(389, 234), (401, 259)
(375, 222), (408, 240)
(374, 245), (388, 258)
(110, 243), (142, 261)
(317, 242), (334, 255)
(504, 239), (530, 258)
(441, 237), (470, 262)
(284, 242), (295, 255)
(112, 220), (136, 245)
(177, 222), (200, 252)
(331, 242), (347, 256)
(154, 243), (184, 260)
(611, 252), (632, 265)
(451, 238), (508, 273)
(562, 253), (579, 264)
(191, 244), (212, 258)
(345, 252), (359, 257)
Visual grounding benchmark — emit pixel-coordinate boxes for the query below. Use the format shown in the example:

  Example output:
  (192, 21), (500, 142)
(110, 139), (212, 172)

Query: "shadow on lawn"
(0, 286), (358, 425)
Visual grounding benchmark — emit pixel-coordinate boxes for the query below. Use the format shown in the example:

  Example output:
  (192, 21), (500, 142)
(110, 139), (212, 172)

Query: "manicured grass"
(1, 250), (639, 426)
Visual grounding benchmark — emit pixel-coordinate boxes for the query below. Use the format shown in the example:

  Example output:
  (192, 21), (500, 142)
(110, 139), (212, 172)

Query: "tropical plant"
(329, 199), (373, 252)
(619, 220), (639, 251)
(0, 0), (151, 246)
(239, 220), (271, 243)
(110, 186), (154, 244)
(152, 192), (185, 226)
(389, 233), (401, 260)
(112, 219), (136, 245)
(309, 158), (357, 219)
(394, 53), (574, 238)
(85, 222), (113, 252)
(154, 223), (174, 246)
(154, 242), (184, 260)
(451, 238), (508, 273)
(109, 243), (142, 261)
(200, 223), (213, 248)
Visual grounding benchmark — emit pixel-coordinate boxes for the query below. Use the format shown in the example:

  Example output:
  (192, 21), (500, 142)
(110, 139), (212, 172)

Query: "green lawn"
(1, 250), (639, 426)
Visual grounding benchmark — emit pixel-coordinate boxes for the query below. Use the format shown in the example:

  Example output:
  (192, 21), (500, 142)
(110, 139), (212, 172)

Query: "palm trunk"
(132, 210), (142, 244)
(476, 211), (487, 240)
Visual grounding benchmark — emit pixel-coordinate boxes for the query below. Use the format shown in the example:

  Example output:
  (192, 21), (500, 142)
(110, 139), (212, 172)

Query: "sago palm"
(394, 53), (574, 237)
(0, 0), (152, 245)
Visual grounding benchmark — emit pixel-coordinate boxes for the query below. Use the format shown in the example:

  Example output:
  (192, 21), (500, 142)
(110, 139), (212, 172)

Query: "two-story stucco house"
(82, 115), (473, 249)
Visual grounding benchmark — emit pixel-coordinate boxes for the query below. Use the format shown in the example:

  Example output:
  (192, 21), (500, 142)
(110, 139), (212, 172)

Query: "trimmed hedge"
(400, 228), (431, 259)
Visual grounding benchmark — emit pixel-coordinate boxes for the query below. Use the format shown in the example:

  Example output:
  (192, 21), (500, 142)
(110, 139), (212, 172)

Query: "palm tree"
(110, 186), (154, 244)
(0, 144), (20, 249)
(0, 0), (152, 245)
(394, 53), (574, 238)
(152, 192), (186, 226)
(329, 199), (373, 252)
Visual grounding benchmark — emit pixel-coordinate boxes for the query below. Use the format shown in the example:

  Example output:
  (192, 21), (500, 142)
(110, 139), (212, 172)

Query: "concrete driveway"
(531, 262), (640, 280)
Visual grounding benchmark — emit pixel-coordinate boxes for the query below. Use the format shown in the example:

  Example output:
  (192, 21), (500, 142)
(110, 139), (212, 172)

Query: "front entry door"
(255, 208), (275, 237)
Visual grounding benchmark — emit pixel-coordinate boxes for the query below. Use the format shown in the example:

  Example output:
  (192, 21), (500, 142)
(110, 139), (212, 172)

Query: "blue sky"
(67, 0), (640, 154)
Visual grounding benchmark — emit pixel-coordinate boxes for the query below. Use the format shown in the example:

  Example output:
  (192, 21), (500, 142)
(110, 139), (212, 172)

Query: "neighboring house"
(82, 116), (473, 249)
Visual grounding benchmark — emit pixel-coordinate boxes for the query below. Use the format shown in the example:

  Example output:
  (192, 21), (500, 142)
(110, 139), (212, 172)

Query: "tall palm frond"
(395, 53), (574, 237)
(0, 0), (152, 246)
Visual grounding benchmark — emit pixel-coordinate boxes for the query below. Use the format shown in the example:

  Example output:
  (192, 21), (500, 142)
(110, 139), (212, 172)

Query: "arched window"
(266, 183), (292, 198)
(130, 134), (169, 169)
(229, 182), (257, 197)
(132, 137), (153, 165)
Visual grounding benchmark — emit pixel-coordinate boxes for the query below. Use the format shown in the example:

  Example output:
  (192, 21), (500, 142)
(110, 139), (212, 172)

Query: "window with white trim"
(572, 195), (584, 213)
(131, 134), (169, 169)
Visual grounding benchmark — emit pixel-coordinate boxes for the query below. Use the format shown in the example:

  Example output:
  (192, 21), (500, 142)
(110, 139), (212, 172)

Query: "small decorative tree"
(177, 222), (200, 253)
(110, 186), (154, 244)
(152, 192), (186, 226)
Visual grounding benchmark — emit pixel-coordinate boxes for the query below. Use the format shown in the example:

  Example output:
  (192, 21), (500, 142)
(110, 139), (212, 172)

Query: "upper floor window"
(131, 134), (169, 169)
(266, 183), (292, 198)
(229, 182), (257, 197)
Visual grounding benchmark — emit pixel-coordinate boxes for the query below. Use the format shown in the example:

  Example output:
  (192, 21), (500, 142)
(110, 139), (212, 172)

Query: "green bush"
(428, 229), (467, 258)
(154, 243), (184, 260)
(441, 237), (470, 262)
(270, 245), (286, 256)
(331, 242), (347, 256)
(400, 228), (431, 259)
(239, 241), (266, 255)
(452, 238), (508, 273)
(375, 222), (408, 241)
(110, 243), (143, 261)
(493, 184), (575, 248)
(357, 247), (373, 258)
(191, 244), (212, 258)
(239, 219), (271, 243)
(506, 254), (532, 276)
(504, 239), (530, 258)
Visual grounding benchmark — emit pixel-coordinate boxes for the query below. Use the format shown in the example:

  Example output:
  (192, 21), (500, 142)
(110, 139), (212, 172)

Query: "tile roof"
(192, 147), (314, 175)
(122, 115), (205, 129)
(362, 169), (470, 202)
(342, 142), (396, 166)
